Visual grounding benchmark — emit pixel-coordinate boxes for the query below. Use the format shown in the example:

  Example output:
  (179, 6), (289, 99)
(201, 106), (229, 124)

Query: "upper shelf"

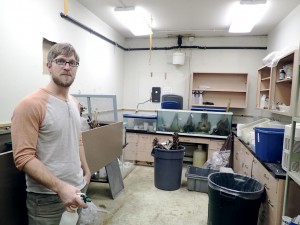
(190, 72), (248, 109)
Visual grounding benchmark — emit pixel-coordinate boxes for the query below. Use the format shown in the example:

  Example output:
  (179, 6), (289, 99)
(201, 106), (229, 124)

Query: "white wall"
(0, 0), (125, 123)
(267, 5), (300, 53)
(1, 1), (300, 124)
(123, 36), (268, 121)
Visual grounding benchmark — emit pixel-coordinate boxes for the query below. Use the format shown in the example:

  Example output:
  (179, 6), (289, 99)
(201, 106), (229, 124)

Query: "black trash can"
(207, 172), (264, 225)
(151, 146), (185, 191)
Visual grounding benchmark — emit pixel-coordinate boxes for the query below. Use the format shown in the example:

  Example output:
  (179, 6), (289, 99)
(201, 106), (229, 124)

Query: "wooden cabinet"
(252, 158), (285, 225)
(233, 137), (254, 176)
(256, 49), (299, 116)
(123, 133), (155, 163)
(233, 134), (300, 225)
(208, 139), (225, 160)
(256, 66), (272, 109)
(190, 72), (248, 108)
(124, 132), (225, 163)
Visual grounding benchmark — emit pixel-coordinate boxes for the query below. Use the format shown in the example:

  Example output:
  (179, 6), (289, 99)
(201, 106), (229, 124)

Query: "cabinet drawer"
(126, 133), (139, 143)
(252, 158), (278, 195)
(180, 137), (209, 144)
(241, 147), (254, 176)
(138, 134), (152, 143)
(209, 140), (224, 150)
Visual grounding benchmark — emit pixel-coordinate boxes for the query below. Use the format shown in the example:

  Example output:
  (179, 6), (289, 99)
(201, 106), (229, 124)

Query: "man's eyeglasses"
(52, 59), (79, 67)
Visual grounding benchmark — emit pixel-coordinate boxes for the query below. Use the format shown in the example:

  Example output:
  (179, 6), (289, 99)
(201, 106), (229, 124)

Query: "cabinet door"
(123, 133), (138, 161)
(136, 134), (154, 162)
(240, 146), (253, 176)
(208, 139), (225, 160)
(252, 158), (283, 225)
(233, 137), (244, 173)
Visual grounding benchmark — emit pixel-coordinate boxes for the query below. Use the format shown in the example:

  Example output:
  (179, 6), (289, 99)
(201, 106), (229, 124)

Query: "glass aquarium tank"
(156, 109), (233, 138)
(123, 114), (157, 132)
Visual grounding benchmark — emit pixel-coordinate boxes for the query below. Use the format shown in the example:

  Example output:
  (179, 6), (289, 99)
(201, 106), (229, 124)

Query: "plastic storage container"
(282, 123), (300, 171)
(59, 207), (78, 225)
(123, 114), (157, 132)
(151, 146), (185, 191)
(185, 165), (218, 193)
(240, 118), (270, 144)
(255, 127), (284, 163)
(207, 172), (264, 225)
(192, 145), (206, 167)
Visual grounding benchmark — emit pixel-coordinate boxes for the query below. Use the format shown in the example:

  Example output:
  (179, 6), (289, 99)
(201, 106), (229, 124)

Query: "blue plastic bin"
(254, 127), (284, 163)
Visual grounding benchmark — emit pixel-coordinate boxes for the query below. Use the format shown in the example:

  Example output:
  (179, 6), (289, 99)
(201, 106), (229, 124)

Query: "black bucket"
(207, 172), (264, 225)
(151, 146), (185, 191)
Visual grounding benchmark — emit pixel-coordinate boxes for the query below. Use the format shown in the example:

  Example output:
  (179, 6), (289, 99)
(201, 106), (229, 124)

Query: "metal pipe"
(60, 13), (267, 51)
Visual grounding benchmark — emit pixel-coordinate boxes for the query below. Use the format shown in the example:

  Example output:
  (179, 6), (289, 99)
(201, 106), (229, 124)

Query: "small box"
(185, 165), (218, 193)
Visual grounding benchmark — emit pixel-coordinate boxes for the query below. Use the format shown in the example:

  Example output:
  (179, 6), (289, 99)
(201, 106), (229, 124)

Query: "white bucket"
(173, 52), (185, 65)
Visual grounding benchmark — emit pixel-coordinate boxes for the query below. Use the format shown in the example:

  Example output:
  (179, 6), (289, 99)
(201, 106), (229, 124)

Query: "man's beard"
(52, 75), (74, 88)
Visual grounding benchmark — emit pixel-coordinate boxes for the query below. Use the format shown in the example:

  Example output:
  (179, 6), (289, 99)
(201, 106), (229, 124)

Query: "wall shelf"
(190, 72), (248, 109)
(256, 49), (299, 115)
(282, 51), (300, 218)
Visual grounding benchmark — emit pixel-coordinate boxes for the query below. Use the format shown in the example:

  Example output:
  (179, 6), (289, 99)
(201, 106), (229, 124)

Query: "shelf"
(256, 49), (299, 114)
(191, 72), (248, 109)
(282, 48), (300, 218)
(276, 78), (293, 83)
(192, 89), (246, 93)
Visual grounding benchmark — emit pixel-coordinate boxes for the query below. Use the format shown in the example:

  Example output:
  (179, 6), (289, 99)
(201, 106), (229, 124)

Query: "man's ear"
(46, 62), (52, 73)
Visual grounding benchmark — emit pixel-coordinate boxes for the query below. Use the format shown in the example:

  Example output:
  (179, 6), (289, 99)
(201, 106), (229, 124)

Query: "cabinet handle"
(264, 184), (270, 190)
(267, 199), (274, 207)
(263, 174), (269, 180)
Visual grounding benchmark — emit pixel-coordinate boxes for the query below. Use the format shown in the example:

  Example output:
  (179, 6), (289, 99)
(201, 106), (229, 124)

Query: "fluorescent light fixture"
(229, 1), (268, 33)
(114, 6), (152, 36)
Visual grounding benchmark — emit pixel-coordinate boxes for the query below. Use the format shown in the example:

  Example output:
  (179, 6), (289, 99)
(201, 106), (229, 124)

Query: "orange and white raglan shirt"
(11, 88), (86, 194)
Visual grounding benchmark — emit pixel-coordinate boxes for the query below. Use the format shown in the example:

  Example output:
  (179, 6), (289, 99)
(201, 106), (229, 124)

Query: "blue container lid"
(123, 114), (157, 119)
(254, 127), (284, 134)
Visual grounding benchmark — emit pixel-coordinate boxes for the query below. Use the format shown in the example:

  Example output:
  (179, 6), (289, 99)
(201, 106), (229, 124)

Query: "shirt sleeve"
(11, 91), (46, 170)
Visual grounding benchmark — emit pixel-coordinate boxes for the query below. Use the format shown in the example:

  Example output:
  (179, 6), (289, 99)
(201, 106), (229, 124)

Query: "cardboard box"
(82, 122), (123, 173)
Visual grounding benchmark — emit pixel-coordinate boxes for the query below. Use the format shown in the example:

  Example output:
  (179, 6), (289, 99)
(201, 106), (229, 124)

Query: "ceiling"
(76, 0), (300, 39)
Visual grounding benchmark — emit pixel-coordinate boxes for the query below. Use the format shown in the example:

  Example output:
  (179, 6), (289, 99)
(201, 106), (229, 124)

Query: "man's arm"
(79, 137), (91, 184)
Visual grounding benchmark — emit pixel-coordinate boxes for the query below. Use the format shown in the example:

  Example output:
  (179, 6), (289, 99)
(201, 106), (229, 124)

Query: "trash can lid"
(208, 172), (264, 200)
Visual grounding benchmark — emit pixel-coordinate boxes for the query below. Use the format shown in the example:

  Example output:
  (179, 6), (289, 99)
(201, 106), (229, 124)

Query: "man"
(11, 43), (91, 225)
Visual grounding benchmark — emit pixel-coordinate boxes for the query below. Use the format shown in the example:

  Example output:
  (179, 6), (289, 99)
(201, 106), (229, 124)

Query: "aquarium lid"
(123, 114), (157, 119)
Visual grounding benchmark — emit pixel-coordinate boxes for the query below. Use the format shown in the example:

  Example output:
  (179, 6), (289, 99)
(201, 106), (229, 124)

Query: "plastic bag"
(203, 150), (231, 170)
(79, 201), (102, 225)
